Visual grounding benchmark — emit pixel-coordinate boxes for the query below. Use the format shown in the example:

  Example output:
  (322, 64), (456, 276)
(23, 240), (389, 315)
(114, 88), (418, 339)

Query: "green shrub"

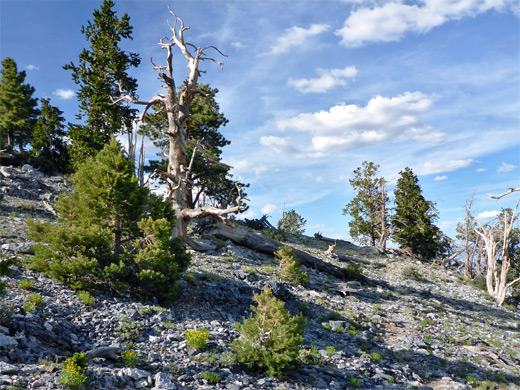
(114, 317), (144, 342)
(201, 371), (220, 384)
(76, 290), (95, 306)
(232, 288), (305, 377)
(275, 246), (308, 286)
(185, 328), (209, 350)
(27, 139), (190, 301)
(121, 350), (138, 367)
(27, 293), (45, 306)
(325, 346), (336, 358)
(18, 278), (35, 290)
(60, 353), (88, 387)
(22, 301), (36, 312)
(0, 256), (16, 296)
(402, 265), (421, 281)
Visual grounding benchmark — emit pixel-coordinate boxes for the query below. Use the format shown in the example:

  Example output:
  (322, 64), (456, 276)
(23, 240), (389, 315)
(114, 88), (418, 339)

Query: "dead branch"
(487, 187), (520, 200)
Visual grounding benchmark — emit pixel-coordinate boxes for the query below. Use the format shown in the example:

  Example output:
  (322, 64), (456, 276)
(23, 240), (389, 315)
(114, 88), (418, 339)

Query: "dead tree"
(475, 200), (520, 306)
(113, 8), (246, 240)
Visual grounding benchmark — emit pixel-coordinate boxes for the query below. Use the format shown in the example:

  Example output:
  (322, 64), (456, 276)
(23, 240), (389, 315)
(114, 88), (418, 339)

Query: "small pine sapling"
(232, 288), (305, 377)
(275, 246), (308, 286)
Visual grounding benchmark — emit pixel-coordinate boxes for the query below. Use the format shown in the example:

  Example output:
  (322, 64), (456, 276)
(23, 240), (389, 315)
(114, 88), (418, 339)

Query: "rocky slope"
(0, 166), (519, 390)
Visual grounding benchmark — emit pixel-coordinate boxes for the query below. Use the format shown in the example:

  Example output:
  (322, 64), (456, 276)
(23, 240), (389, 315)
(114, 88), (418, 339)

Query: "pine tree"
(28, 138), (190, 300)
(64, 0), (140, 166)
(141, 84), (247, 208)
(0, 57), (39, 153)
(31, 98), (70, 174)
(277, 209), (306, 235)
(343, 161), (388, 248)
(391, 167), (447, 259)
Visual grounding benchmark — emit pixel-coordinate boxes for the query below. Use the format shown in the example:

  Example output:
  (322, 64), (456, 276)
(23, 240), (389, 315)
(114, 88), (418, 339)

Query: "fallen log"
(203, 223), (357, 280)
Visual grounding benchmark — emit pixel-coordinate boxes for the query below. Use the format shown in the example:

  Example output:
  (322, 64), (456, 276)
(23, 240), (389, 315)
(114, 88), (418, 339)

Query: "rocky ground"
(0, 165), (519, 390)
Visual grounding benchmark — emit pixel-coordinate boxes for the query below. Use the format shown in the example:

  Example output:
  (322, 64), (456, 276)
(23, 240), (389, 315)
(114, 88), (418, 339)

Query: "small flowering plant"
(185, 328), (209, 350)
(114, 317), (144, 342)
(121, 350), (138, 367)
(60, 352), (88, 387)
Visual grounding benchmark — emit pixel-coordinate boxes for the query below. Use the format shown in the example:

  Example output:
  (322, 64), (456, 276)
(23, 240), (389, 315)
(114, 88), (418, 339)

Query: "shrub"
(121, 350), (138, 367)
(0, 256), (16, 296)
(232, 288), (305, 378)
(185, 328), (209, 350)
(402, 265), (421, 281)
(60, 353), (88, 388)
(18, 279), (35, 290)
(27, 293), (45, 306)
(27, 138), (190, 301)
(326, 346), (336, 358)
(76, 290), (95, 306)
(114, 317), (144, 342)
(201, 371), (220, 384)
(23, 301), (36, 313)
(275, 246), (308, 286)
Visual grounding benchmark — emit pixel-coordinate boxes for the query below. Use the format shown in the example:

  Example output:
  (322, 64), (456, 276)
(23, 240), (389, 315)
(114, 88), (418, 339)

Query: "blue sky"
(1, 0), (519, 243)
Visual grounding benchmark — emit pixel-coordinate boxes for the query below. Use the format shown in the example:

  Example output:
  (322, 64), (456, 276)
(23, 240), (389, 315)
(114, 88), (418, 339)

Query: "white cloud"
(53, 88), (74, 100)
(231, 41), (247, 49)
(336, 0), (514, 47)
(26, 64), (39, 71)
(261, 204), (279, 215)
(288, 66), (358, 93)
(476, 168), (487, 172)
(229, 159), (270, 175)
(418, 159), (474, 175)
(476, 210), (500, 221)
(268, 24), (329, 55)
(272, 92), (443, 155)
(434, 175), (448, 181)
(497, 162), (517, 172)
(237, 210), (257, 220)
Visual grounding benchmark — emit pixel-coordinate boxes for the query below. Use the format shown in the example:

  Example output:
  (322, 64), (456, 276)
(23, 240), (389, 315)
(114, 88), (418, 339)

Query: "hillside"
(0, 166), (519, 390)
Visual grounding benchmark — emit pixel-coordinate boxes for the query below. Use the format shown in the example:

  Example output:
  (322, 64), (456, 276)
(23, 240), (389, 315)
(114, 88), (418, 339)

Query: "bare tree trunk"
(112, 8), (246, 241)
(378, 180), (389, 251)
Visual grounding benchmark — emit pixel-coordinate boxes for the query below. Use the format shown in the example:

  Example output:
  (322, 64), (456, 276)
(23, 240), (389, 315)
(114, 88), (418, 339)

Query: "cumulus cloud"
(418, 159), (474, 175)
(261, 204), (279, 214)
(434, 175), (448, 181)
(268, 24), (329, 55)
(288, 66), (358, 93)
(497, 162), (517, 172)
(476, 210), (500, 221)
(26, 64), (39, 71)
(270, 92), (444, 155)
(336, 0), (513, 47)
(53, 88), (74, 100)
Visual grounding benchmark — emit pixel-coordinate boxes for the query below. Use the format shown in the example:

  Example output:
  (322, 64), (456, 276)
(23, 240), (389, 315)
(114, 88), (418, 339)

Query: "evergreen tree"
(0, 57), (39, 153)
(28, 138), (190, 301)
(141, 84), (248, 208)
(31, 98), (70, 174)
(391, 167), (447, 259)
(277, 209), (306, 235)
(343, 161), (388, 247)
(64, 0), (140, 166)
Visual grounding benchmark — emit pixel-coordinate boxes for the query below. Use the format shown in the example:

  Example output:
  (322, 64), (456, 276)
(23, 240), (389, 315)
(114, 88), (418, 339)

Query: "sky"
(1, 0), (519, 244)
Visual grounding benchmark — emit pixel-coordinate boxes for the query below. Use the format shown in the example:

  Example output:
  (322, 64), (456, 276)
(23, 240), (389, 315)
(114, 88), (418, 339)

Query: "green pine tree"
(277, 209), (306, 235)
(28, 138), (190, 300)
(232, 288), (305, 377)
(343, 161), (388, 248)
(64, 0), (140, 166)
(141, 84), (248, 208)
(31, 98), (70, 174)
(0, 57), (39, 153)
(391, 167), (448, 260)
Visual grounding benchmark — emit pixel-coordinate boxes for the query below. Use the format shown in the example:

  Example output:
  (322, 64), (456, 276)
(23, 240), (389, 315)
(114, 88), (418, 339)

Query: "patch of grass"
(371, 351), (382, 362)
(402, 265), (422, 281)
(201, 371), (220, 384)
(325, 346), (336, 358)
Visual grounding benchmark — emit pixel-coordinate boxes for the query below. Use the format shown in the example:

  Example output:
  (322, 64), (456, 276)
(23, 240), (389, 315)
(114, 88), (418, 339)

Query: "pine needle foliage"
(232, 288), (305, 378)
(27, 138), (190, 301)
(275, 246), (308, 286)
